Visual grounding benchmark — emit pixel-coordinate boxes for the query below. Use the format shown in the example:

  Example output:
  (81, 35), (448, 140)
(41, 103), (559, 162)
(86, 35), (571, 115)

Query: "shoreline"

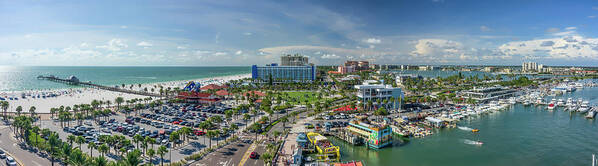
(0, 73), (251, 113)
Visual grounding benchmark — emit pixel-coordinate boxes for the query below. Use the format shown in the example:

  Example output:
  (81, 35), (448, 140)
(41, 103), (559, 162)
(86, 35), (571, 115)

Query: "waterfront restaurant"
(345, 117), (393, 149)
(176, 91), (221, 104)
(354, 80), (404, 106)
(459, 85), (518, 103)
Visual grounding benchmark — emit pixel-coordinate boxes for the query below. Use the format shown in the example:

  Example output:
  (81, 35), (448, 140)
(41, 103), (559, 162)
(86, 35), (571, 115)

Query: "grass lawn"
(281, 91), (321, 105)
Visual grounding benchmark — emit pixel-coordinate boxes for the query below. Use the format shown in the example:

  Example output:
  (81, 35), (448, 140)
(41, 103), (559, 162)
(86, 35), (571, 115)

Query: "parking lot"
(40, 102), (253, 163)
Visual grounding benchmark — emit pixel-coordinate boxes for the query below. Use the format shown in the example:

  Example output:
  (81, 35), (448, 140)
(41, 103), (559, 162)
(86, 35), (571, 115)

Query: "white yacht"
(578, 101), (590, 113)
(556, 99), (564, 106)
(585, 109), (595, 119)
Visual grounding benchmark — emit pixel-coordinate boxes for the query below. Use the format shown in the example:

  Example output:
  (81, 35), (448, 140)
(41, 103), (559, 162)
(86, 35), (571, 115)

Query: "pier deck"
(37, 75), (166, 97)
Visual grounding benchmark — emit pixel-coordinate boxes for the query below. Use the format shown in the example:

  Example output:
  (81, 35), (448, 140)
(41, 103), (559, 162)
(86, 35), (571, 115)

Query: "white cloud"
(499, 35), (598, 60)
(321, 54), (340, 59)
(363, 38), (381, 44)
(137, 41), (153, 47)
(589, 15), (597, 19)
(480, 25), (491, 32)
(593, 6), (598, 10)
(235, 50), (243, 55)
(243, 32), (253, 36)
(96, 38), (128, 51)
(176, 46), (187, 49)
(369, 45), (375, 49)
(565, 27), (577, 30)
(120, 25), (128, 29)
(213, 52), (227, 56)
(80, 42), (89, 47)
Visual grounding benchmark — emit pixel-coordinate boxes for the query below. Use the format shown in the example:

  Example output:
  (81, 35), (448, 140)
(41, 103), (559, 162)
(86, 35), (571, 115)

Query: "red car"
(173, 121), (180, 125)
(194, 130), (206, 136)
(249, 152), (258, 159)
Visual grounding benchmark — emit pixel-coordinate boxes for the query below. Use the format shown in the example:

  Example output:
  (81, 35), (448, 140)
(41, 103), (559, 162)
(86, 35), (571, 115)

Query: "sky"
(1, 0), (598, 66)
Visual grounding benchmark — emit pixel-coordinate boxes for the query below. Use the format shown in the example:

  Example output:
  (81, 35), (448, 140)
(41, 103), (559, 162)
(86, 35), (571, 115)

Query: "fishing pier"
(37, 75), (165, 97)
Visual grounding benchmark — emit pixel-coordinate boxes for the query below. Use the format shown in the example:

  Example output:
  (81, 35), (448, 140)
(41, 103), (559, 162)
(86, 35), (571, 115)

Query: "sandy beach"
(0, 73), (251, 113)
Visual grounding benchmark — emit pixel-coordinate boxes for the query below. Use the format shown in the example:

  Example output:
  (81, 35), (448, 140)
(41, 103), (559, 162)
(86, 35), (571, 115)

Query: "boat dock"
(37, 75), (166, 97)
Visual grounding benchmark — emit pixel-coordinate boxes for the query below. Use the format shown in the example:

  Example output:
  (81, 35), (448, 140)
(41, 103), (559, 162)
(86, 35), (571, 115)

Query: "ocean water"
(0, 66), (250, 91)
(333, 86), (598, 166)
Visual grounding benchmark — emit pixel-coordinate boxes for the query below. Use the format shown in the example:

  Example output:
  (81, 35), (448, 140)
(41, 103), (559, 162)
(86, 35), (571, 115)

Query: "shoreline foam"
(0, 73), (251, 113)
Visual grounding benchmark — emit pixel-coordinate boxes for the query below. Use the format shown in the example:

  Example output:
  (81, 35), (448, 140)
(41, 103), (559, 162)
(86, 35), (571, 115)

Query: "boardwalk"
(37, 75), (166, 97)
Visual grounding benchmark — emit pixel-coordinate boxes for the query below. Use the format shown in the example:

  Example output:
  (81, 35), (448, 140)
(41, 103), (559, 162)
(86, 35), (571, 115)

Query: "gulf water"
(333, 85), (598, 166)
(0, 66), (250, 91)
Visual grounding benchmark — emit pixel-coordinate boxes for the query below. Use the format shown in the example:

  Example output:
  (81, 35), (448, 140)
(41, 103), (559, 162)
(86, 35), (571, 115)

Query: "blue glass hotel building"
(252, 54), (316, 83)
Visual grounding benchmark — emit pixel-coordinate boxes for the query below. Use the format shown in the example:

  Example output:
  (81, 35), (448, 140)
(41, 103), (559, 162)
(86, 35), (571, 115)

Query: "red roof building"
(215, 90), (230, 96)
(177, 91), (221, 104)
(199, 84), (229, 91)
(244, 91), (265, 97)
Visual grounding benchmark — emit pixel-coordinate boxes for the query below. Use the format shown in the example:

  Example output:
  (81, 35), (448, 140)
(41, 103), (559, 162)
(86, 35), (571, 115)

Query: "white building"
(355, 80), (404, 105)
(522, 62), (547, 72)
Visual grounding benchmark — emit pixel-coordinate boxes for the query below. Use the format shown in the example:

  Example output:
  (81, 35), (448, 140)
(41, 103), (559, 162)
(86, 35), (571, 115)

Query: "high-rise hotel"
(252, 54), (316, 83)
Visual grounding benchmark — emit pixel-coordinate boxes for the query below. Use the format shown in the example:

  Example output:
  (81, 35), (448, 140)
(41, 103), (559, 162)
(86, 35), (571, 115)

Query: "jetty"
(37, 75), (166, 97)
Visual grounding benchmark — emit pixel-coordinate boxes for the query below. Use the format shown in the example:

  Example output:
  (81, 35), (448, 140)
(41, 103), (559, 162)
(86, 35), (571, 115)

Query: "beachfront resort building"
(281, 54), (309, 66)
(344, 60), (370, 71)
(252, 55), (316, 83)
(355, 80), (404, 106)
(345, 117), (393, 149)
(459, 85), (518, 103)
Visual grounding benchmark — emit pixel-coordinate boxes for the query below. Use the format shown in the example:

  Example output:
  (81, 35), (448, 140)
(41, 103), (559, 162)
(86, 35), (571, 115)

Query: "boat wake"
(463, 139), (483, 145)
(458, 126), (473, 131)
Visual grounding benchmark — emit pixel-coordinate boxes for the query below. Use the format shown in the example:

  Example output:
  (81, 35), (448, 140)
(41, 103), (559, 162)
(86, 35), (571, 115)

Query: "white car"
(6, 156), (16, 166)
(0, 150), (5, 159)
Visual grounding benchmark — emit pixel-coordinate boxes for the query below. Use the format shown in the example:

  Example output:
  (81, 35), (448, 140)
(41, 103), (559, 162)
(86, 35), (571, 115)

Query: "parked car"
(6, 156), (17, 166)
(0, 149), (6, 159)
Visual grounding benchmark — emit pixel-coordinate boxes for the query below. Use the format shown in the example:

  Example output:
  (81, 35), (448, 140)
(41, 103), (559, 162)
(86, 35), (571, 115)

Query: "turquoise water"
(333, 86), (598, 166)
(0, 66), (250, 91)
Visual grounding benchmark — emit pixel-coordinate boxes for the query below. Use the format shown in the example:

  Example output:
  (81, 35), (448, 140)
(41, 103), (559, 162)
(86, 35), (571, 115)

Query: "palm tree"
(206, 130), (215, 148)
(115, 97), (124, 109)
(157, 145), (168, 166)
(146, 148), (155, 164)
(93, 155), (108, 166)
(61, 144), (72, 164)
(230, 123), (239, 138)
(75, 136), (85, 151)
(48, 133), (61, 166)
(15, 106), (22, 116)
(260, 153), (273, 166)
(68, 149), (86, 166)
(87, 142), (97, 158)
(98, 143), (109, 157)
(133, 134), (142, 149)
(67, 135), (76, 146)
(123, 149), (142, 166)
(1, 101), (8, 120)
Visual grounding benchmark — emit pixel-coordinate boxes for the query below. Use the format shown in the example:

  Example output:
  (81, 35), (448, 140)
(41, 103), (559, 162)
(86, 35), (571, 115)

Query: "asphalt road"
(0, 126), (49, 166)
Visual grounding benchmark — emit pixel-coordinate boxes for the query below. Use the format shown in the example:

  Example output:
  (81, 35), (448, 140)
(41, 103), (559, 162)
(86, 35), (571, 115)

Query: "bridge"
(37, 75), (166, 97)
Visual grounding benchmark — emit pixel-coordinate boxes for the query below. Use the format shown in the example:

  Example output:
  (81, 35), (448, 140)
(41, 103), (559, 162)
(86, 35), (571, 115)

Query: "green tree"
(157, 145), (168, 166)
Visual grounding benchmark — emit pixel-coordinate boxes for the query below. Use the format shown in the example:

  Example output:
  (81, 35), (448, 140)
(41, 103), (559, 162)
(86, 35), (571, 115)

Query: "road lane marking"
(237, 143), (256, 166)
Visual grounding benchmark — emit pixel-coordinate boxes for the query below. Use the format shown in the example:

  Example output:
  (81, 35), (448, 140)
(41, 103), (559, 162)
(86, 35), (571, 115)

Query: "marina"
(332, 80), (598, 166)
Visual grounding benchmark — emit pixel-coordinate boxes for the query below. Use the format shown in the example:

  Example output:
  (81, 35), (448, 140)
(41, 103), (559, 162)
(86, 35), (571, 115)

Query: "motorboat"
(547, 103), (555, 110)
(523, 100), (530, 106)
(578, 101), (590, 113)
(556, 99), (564, 106)
(585, 109), (596, 119)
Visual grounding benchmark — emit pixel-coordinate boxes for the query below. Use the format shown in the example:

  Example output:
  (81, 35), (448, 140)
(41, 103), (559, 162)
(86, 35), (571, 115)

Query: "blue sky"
(1, 0), (598, 66)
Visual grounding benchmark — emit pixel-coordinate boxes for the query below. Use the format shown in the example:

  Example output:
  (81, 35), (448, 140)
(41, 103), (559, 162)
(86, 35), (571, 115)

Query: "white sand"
(0, 73), (251, 113)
